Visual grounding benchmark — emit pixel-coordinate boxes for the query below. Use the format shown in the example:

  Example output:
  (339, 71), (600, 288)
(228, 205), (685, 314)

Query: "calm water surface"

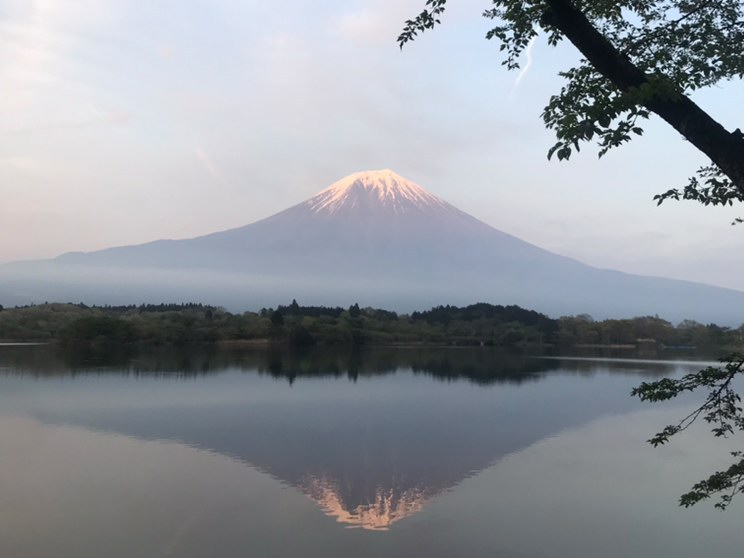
(0, 345), (742, 557)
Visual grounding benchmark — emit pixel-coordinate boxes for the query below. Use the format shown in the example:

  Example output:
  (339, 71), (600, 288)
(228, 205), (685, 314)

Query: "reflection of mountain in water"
(304, 475), (429, 530)
(0, 345), (695, 530)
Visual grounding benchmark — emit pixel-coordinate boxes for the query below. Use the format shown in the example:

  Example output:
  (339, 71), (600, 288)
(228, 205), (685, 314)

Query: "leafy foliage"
(654, 165), (744, 223)
(62, 316), (136, 343)
(398, 0), (448, 47)
(555, 314), (742, 348)
(632, 355), (744, 509)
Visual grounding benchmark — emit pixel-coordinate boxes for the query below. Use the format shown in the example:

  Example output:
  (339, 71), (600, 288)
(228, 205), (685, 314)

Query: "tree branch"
(541, 0), (744, 194)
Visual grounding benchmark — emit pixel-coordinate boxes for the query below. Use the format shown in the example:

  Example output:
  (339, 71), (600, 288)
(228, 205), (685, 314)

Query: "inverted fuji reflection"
(303, 475), (430, 530)
(0, 346), (690, 532)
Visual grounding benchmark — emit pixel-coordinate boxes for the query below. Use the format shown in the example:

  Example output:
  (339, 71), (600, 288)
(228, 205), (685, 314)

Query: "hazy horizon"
(1, 170), (741, 326)
(3, 167), (743, 295)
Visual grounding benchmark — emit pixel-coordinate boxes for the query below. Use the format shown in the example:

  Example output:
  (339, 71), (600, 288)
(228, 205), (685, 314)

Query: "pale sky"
(1, 0), (742, 290)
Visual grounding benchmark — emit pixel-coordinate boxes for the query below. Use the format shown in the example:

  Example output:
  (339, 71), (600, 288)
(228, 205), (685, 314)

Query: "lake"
(0, 344), (742, 557)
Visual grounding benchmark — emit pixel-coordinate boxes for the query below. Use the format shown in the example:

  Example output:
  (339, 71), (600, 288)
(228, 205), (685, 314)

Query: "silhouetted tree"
(349, 303), (361, 318)
(270, 310), (284, 327)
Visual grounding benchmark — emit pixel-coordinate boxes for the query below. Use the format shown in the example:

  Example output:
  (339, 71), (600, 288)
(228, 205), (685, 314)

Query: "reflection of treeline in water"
(0, 301), (741, 350)
(255, 347), (555, 385)
(0, 344), (555, 385)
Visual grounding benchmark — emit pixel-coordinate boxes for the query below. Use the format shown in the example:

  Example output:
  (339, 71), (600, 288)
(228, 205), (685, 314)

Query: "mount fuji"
(1, 169), (742, 323)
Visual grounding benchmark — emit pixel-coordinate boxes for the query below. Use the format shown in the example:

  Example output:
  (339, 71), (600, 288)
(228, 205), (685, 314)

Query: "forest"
(0, 301), (741, 350)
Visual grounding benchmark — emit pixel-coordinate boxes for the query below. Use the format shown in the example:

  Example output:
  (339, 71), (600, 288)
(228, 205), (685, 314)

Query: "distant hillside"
(1, 170), (742, 324)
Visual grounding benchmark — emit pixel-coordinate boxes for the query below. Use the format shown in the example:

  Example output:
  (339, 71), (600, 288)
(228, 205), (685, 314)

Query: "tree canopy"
(399, 0), (744, 212)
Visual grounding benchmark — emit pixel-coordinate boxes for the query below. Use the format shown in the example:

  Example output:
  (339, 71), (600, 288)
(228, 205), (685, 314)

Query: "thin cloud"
(194, 146), (225, 184)
(510, 35), (538, 98)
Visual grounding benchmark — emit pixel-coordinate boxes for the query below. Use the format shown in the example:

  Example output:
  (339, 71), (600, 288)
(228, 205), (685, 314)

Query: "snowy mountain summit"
(1, 168), (742, 323)
(306, 169), (456, 216)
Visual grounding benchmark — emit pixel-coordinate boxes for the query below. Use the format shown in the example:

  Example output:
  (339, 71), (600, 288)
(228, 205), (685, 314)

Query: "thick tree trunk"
(542, 0), (744, 193)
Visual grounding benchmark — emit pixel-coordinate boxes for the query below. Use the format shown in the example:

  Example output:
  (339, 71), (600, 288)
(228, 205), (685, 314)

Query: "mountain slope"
(1, 169), (742, 323)
(52, 169), (576, 274)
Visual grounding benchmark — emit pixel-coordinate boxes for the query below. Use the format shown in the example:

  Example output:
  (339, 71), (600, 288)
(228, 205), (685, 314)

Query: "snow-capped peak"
(306, 169), (451, 215)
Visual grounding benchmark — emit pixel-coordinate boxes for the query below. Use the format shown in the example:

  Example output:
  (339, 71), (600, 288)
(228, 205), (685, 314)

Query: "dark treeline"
(412, 303), (551, 327)
(267, 300), (346, 319)
(555, 313), (743, 348)
(0, 301), (741, 349)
